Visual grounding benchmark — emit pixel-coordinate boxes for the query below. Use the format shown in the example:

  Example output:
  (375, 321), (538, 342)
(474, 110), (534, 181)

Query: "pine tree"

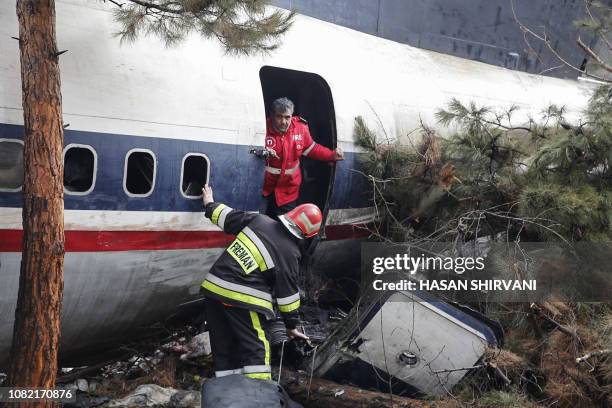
(356, 85), (611, 243)
(109, 0), (295, 54)
(9, 1), (65, 403)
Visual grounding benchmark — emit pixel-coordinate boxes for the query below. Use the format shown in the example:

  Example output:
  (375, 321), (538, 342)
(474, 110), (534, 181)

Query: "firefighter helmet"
(279, 203), (323, 239)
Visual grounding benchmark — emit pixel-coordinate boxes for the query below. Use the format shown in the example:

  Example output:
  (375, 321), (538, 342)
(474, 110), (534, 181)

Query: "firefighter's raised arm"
(202, 185), (257, 235)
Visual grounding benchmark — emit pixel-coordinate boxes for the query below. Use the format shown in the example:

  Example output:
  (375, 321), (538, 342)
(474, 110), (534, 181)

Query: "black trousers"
(261, 193), (297, 220)
(205, 298), (272, 380)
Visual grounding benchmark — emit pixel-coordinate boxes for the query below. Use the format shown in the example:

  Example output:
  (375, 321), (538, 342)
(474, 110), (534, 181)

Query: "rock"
(180, 331), (212, 360)
(104, 384), (179, 407)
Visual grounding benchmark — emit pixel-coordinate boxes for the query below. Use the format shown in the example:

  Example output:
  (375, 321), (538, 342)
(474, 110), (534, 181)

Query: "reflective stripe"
(244, 373), (271, 380)
(202, 280), (273, 311)
(302, 141), (316, 156)
(285, 164), (299, 175)
(277, 292), (300, 306)
(202, 275), (273, 312)
(278, 299), (300, 313)
(243, 365), (271, 374)
(250, 311), (270, 365)
(264, 166), (281, 175)
(236, 232), (267, 272)
(205, 273), (272, 302)
(265, 163), (299, 175)
(215, 369), (242, 377)
(242, 227), (274, 271)
(211, 204), (231, 227)
(217, 206), (232, 229)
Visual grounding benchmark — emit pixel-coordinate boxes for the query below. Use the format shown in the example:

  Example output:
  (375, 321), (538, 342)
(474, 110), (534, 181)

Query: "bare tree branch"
(577, 36), (612, 73)
(509, 0), (610, 82)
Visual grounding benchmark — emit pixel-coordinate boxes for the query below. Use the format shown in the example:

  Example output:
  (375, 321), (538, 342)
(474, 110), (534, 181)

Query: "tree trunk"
(8, 0), (65, 405)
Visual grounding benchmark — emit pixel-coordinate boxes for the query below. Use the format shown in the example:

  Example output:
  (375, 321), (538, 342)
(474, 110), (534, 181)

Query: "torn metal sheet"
(310, 289), (502, 396)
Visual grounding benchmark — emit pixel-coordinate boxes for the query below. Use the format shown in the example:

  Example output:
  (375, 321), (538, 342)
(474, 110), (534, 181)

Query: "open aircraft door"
(259, 66), (337, 252)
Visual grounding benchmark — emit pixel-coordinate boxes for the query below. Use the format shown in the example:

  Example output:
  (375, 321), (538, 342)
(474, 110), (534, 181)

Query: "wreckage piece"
(309, 289), (502, 397)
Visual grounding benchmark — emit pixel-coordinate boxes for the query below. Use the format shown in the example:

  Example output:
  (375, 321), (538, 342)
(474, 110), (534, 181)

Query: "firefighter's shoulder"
(297, 116), (308, 124)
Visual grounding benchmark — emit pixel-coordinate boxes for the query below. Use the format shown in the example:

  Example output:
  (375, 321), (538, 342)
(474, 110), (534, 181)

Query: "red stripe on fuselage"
(0, 224), (370, 252)
(0, 230), (232, 252)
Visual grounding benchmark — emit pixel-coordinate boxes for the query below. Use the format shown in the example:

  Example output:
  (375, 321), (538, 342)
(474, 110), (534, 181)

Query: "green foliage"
(518, 184), (610, 241)
(356, 85), (612, 242)
(110, 0), (295, 54)
(477, 391), (537, 408)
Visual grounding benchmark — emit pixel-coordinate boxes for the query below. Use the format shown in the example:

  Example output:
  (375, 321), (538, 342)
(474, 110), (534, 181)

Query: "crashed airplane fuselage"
(0, 0), (592, 370)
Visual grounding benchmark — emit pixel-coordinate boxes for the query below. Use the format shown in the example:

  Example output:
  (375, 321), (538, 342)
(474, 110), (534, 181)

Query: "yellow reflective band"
(202, 281), (273, 311)
(244, 373), (271, 380)
(226, 238), (258, 274)
(237, 232), (268, 271)
(278, 299), (301, 313)
(211, 204), (227, 226)
(250, 311), (270, 365)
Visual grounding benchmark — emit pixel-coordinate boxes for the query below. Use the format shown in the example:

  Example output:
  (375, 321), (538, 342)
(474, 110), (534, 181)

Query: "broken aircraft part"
(310, 289), (502, 397)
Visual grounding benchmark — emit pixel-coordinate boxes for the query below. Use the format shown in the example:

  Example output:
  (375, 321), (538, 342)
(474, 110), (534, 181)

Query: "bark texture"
(8, 0), (65, 405)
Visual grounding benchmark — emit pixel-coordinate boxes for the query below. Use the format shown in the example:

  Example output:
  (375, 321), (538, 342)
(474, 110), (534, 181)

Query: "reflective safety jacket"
(201, 202), (302, 329)
(263, 116), (336, 206)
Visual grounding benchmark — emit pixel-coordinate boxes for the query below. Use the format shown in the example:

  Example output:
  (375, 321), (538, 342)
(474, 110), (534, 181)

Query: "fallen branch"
(576, 349), (610, 364)
(486, 362), (512, 386)
(529, 303), (579, 340)
(278, 369), (454, 408)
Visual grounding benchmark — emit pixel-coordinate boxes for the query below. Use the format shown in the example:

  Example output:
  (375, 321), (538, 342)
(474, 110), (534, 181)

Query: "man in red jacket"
(262, 97), (344, 218)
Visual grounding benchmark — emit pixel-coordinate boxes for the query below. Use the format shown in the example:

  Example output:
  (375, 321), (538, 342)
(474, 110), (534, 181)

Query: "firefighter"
(262, 97), (344, 218)
(200, 184), (320, 380)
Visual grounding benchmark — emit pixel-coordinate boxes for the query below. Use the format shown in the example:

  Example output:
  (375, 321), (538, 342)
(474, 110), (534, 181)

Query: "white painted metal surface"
(0, 0), (594, 152)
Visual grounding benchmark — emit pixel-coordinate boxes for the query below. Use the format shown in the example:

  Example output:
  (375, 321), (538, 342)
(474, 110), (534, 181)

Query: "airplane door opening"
(259, 66), (337, 233)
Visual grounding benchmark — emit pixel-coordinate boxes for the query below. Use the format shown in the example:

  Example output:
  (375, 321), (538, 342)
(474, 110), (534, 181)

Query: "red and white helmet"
(279, 203), (323, 239)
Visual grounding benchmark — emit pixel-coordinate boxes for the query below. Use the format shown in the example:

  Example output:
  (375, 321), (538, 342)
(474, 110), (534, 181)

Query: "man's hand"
(265, 147), (280, 159)
(333, 147), (344, 161)
(202, 184), (214, 206)
(286, 327), (309, 340)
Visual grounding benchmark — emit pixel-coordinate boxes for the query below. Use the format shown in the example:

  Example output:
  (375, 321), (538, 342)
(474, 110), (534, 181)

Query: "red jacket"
(263, 116), (335, 206)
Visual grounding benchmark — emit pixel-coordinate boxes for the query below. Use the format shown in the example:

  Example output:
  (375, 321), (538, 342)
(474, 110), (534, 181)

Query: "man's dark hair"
(272, 97), (294, 115)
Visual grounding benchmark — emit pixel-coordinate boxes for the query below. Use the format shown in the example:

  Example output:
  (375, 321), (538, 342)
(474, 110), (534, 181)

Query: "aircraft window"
(181, 153), (210, 198)
(0, 139), (24, 192)
(63, 144), (97, 195)
(124, 149), (156, 197)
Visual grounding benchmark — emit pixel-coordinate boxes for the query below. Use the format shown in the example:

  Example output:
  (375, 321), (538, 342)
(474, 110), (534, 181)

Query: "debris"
(279, 369), (456, 408)
(179, 331), (212, 361)
(310, 289), (501, 396)
(104, 384), (200, 408)
(76, 378), (89, 392)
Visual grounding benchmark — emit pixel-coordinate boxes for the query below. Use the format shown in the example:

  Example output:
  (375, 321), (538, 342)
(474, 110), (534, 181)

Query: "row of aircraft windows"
(0, 139), (210, 198)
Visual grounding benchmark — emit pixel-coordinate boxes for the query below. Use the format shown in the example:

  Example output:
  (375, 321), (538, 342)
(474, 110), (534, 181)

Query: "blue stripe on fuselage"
(0, 124), (370, 211)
